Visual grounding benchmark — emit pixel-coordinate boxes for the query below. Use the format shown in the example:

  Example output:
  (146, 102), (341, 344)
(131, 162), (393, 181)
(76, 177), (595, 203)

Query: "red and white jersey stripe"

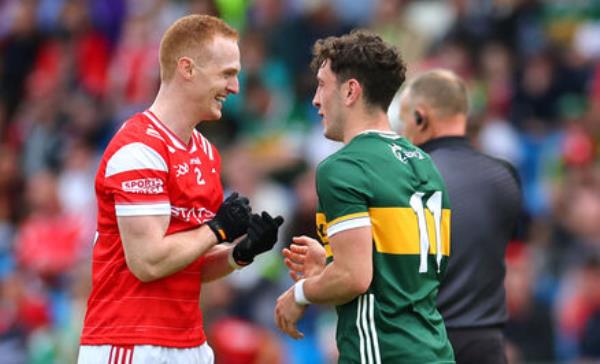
(81, 111), (223, 347)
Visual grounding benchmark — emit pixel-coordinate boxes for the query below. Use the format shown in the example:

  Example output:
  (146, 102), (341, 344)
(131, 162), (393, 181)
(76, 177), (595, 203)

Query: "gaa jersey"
(80, 110), (223, 347)
(315, 131), (454, 363)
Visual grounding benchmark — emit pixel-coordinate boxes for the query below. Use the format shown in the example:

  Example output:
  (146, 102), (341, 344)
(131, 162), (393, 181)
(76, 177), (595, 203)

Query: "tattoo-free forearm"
(200, 244), (236, 282)
(301, 227), (373, 305)
(119, 215), (219, 282)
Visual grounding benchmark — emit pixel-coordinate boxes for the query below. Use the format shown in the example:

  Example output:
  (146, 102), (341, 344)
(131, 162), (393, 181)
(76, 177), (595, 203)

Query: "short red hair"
(159, 14), (238, 82)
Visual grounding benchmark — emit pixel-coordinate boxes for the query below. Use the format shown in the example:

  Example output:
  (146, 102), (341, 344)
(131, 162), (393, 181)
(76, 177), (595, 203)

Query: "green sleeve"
(316, 156), (372, 225)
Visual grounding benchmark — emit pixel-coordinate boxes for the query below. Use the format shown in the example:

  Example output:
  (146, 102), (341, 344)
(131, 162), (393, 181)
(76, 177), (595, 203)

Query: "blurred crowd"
(1, 0), (600, 363)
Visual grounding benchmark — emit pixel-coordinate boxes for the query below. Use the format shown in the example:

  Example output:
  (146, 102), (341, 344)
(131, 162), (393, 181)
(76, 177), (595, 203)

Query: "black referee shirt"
(420, 136), (522, 329)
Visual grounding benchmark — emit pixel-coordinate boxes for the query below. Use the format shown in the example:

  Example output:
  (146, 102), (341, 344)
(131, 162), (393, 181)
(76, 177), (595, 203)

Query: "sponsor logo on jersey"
(190, 157), (201, 165)
(171, 206), (216, 224)
(174, 162), (190, 177)
(390, 144), (424, 164)
(122, 178), (164, 194)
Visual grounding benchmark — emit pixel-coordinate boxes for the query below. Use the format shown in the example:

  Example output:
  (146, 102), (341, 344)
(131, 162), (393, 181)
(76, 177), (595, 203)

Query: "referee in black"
(398, 69), (522, 364)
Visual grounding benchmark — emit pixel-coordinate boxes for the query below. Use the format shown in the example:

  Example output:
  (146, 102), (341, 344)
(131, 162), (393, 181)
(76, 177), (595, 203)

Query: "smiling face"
(312, 60), (345, 142)
(191, 35), (241, 121)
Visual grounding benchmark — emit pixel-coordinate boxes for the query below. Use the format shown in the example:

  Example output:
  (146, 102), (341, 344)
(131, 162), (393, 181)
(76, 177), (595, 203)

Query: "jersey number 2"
(409, 191), (443, 273)
(194, 167), (206, 185)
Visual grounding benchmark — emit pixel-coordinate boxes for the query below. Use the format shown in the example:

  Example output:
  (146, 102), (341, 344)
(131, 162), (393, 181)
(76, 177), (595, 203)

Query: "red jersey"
(80, 111), (223, 347)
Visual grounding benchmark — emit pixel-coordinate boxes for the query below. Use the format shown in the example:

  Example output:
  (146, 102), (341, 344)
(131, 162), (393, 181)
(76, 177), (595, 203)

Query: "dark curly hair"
(310, 29), (407, 111)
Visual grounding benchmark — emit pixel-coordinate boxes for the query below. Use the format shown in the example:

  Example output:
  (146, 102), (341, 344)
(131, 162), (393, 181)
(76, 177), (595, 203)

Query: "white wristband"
(227, 248), (244, 270)
(294, 278), (311, 305)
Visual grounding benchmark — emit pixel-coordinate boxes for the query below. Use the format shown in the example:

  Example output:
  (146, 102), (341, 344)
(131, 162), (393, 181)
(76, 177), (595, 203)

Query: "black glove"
(207, 192), (252, 243)
(232, 211), (284, 265)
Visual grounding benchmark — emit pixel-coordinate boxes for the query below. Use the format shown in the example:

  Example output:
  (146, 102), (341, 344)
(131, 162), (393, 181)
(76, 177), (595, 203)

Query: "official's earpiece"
(414, 111), (424, 126)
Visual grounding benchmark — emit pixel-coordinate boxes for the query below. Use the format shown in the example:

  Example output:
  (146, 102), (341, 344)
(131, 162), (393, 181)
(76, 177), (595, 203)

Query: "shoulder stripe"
(327, 212), (369, 228)
(106, 142), (168, 177)
(115, 203), (171, 216)
(328, 216), (371, 238)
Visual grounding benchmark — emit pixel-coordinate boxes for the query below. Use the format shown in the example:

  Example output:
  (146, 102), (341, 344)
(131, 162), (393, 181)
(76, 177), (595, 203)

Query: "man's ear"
(414, 111), (424, 125)
(177, 57), (195, 80)
(414, 106), (429, 130)
(343, 79), (362, 106)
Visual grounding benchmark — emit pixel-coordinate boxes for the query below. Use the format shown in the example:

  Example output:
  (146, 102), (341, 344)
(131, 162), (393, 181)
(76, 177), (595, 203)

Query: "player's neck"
(149, 86), (196, 144)
(342, 109), (392, 144)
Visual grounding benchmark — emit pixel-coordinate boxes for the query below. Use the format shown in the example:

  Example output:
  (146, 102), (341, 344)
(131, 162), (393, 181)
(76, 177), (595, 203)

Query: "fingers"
(286, 324), (304, 340)
(274, 309), (304, 340)
(292, 235), (319, 246)
(273, 216), (284, 226)
(260, 211), (285, 227)
(283, 247), (306, 260)
(289, 270), (300, 281)
(284, 257), (304, 273)
(281, 314), (304, 340)
(290, 244), (308, 254)
(282, 248), (306, 271)
(275, 306), (286, 336)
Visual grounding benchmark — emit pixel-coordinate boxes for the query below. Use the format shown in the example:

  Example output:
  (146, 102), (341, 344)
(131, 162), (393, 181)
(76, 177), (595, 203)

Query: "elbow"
(132, 269), (159, 283)
(125, 256), (162, 283)
(349, 278), (371, 296)
(345, 271), (372, 297)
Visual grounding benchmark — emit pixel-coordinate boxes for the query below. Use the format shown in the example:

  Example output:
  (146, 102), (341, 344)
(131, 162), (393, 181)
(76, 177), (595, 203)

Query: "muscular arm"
(302, 226), (373, 305)
(118, 214), (218, 282)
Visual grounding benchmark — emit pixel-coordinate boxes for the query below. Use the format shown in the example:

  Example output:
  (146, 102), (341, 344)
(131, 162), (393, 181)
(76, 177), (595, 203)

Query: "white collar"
(358, 129), (397, 136)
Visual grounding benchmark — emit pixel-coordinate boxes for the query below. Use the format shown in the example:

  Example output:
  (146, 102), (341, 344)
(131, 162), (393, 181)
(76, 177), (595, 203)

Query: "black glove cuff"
(207, 220), (227, 243)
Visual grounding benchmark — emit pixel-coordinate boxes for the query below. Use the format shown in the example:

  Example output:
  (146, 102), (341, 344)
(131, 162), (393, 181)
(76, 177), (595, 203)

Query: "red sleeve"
(104, 141), (171, 216)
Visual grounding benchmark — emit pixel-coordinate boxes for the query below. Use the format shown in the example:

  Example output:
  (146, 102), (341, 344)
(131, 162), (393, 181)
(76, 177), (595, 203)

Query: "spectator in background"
(504, 243), (555, 362)
(78, 15), (283, 364)
(106, 13), (160, 123)
(0, 0), (42, 122)
(14, 170), (88, 278)
(27, 0), (111, 99)
(399, 69), (522, 364)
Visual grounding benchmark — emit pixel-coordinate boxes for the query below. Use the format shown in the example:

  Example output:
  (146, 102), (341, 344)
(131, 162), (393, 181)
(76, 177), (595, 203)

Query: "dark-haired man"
(275, 30), (455, 363)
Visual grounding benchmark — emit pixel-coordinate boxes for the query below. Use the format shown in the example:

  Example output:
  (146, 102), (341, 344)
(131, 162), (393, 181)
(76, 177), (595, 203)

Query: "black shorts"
(447, 327), (507, 364)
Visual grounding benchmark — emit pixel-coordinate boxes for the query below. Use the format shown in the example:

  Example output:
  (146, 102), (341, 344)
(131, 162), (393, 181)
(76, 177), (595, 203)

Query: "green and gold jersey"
(316, 131), (454, 364)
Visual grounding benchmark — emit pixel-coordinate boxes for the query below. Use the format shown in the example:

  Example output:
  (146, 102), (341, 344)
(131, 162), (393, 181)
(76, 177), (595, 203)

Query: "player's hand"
(207, 192), (252, 243)
(274, 286), (306, 339)
(283, 236), (326, 281)
(232, 211), (284, 265)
